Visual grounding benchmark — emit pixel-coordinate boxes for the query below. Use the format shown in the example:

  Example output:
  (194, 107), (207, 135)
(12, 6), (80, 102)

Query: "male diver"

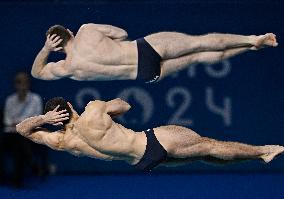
(32, 24), (278, 83)
(16, 97), (284, 171)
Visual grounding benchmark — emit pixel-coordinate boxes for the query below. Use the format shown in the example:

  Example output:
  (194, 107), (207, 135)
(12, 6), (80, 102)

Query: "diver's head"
(44, 97), (73, 126)
(46, 25), (74, 51)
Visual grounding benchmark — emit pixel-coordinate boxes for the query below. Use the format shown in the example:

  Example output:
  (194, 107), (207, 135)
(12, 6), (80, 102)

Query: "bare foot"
(261, 145), (284, 163)
(252, 33), (278, 50)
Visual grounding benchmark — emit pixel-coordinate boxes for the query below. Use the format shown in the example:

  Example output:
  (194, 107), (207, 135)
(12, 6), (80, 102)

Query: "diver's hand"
(42, 105), (69, 126)
(44, 34), (63, 52)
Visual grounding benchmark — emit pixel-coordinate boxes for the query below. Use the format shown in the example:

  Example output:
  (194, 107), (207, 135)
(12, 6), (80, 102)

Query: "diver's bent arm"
(16, 115), (47, 137)
(32, 34), (67, 80)
(31, 47), (51, 78)
(106, 98), (131, 117)
(16, 114), (65, 150)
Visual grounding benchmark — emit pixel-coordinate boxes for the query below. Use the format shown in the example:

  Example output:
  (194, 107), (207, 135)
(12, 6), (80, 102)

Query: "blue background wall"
(0, 0), (283, 173)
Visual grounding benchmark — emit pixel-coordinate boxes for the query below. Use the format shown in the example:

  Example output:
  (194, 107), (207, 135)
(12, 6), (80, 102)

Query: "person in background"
(1, 72), (45, 187)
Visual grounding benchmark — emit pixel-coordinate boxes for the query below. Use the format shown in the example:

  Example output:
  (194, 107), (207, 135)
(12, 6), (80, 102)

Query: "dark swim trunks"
(136, 38), (162, 83)
(134, 129), (168, 171)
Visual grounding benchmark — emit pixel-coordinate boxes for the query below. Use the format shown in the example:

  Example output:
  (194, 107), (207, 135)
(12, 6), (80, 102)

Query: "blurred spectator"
(0, 72), (47, 187)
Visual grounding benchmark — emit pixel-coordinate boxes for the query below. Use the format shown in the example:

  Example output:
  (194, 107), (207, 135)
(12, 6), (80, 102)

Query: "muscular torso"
(61, 101), (146, 164)
(66, 25), (139, 80)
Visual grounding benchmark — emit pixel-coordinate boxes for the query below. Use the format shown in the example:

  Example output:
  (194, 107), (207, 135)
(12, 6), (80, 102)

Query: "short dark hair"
(44, 97), (72, 126)
(46, 25), (72, 48)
